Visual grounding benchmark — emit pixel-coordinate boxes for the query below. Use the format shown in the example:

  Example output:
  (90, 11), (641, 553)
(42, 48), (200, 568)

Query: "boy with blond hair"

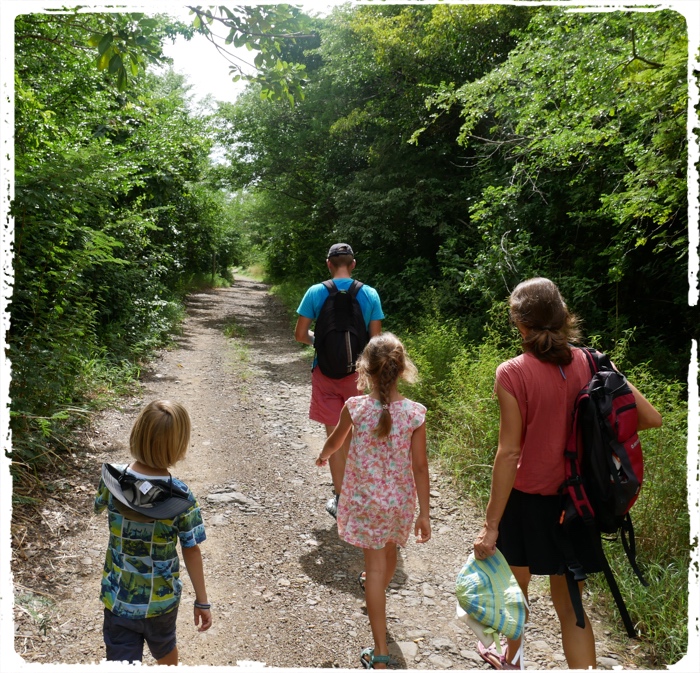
(95, 399), (211, 664)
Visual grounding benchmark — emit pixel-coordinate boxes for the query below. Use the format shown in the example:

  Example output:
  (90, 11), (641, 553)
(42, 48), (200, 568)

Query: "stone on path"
(207, 491), (259, 507)
(427, 653), (453, 668)
(390, 641), (418, 662)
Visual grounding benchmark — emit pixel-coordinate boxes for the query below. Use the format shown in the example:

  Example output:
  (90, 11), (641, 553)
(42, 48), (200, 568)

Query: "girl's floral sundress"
(337, 395), (427, 549)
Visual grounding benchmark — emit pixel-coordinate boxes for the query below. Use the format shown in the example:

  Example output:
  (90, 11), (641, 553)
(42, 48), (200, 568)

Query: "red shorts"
(309, 367), (361, 426)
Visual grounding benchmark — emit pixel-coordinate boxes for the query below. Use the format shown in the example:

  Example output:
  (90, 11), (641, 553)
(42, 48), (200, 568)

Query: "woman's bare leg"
(505, 566), (530, 666)
(550, 574), (596, 669)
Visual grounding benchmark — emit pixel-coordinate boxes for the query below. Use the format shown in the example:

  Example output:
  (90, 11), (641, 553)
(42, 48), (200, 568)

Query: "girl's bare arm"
(316, 404), (353, 465)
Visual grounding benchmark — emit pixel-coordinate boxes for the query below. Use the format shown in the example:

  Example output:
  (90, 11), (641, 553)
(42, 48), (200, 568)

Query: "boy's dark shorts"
(103, 606), (178, 662)
(497, 488), (603, 576)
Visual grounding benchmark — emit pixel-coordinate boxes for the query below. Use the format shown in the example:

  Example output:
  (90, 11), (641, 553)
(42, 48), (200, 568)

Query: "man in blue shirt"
(295, 243), (384, 518)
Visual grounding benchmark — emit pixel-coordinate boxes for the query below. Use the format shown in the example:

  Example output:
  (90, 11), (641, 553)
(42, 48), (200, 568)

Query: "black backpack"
(559, 348), (647, 638)
(314, 279), (368, 379)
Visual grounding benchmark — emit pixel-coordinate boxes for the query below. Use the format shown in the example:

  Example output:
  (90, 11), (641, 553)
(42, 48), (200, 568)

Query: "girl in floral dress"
(316, 332), (431, 669)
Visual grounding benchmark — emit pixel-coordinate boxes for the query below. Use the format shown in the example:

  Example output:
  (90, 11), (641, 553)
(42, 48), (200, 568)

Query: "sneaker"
(326, 493), (339, 519)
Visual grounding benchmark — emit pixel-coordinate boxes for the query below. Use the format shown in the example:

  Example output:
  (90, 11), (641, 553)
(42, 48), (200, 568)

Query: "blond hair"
(356, 332), (418, 439)
(129, 400), (191, 469)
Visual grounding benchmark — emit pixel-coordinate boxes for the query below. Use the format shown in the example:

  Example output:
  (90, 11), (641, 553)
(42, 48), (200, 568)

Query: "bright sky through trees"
(162, 2), (336, 106)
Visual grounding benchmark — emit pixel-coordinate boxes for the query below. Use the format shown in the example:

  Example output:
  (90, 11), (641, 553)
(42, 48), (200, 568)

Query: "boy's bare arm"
(182, 544), (212, 632)
(294, 316), (314, 345)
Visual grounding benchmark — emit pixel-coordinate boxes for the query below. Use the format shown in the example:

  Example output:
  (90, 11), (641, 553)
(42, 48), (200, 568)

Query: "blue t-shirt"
(296, 278), (384, 326)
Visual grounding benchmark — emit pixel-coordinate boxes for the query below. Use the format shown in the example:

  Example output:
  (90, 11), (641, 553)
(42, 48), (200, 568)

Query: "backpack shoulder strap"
(579, 346), (616, 376)
(322, 279), (337, 296)
(348, 280), (363, 297)
(579, 347), (598, 377)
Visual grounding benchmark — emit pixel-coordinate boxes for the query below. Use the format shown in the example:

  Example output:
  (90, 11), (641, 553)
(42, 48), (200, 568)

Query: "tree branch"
(186, 6), (316, 40)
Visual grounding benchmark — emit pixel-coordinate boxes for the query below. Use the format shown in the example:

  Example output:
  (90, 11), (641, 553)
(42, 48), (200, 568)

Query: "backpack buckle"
(567, 562), (588, 582)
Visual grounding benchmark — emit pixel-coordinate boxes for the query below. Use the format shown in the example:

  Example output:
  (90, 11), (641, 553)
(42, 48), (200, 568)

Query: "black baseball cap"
(327, 243), (354, 258)
(101, 463), (193, 519)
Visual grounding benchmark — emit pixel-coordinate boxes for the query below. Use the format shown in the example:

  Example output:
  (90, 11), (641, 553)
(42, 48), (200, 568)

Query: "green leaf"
(97, 33), (113, 56)
(108, 53), (123, 74)
(97, 52), (110, 71)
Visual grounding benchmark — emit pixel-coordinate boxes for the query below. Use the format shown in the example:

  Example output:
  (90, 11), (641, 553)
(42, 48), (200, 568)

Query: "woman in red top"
(474, 278), (662, 670)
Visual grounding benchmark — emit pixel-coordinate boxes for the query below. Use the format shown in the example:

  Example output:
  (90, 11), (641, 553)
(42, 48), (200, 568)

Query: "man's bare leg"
(324, 423), (352, 516)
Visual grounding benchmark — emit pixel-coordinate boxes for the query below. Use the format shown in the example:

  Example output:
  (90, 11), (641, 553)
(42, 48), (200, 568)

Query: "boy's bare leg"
(325, 424), (351, 494)
(156, 646), (178, 666)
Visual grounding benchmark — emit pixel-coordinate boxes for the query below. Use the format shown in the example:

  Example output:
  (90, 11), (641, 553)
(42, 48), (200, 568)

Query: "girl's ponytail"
(375, 359), (398, 439)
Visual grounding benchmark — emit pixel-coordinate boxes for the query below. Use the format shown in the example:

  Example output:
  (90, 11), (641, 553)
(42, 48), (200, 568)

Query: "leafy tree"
(10, 12), (241, 481)
(216, 3), (532, 323)
(419, 8), (689, 370)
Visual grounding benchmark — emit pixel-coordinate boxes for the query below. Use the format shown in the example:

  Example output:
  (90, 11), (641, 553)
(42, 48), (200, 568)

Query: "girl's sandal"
(358, 571), (366, 593)
(360, 647), (391, 669)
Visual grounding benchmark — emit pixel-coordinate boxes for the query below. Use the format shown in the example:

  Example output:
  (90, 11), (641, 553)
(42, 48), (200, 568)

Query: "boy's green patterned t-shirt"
(94, 471), (206, 619)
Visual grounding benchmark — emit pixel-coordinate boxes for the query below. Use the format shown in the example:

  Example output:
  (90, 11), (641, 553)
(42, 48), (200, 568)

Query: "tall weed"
(269, 278), (314, 327)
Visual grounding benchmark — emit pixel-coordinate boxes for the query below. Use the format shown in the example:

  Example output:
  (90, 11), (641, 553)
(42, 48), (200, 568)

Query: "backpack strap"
(583, 518), (639, 638)
(579, 347), (598, 377)
(619, 514), (648, 586)
(322, 279), (338, 296)
(554, 524), (588, 629)
(348, 280), (364, 298)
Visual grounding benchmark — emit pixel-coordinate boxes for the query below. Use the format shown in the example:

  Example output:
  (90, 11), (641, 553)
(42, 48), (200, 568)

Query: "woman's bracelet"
(194, 601), (211, 610)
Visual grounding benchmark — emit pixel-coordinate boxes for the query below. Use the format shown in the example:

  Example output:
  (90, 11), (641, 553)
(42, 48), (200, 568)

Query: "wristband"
(194, 601), (211, 610)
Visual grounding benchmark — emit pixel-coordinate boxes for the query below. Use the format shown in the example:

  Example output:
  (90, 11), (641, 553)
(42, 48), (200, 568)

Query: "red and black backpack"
(559, 347), (647, 638)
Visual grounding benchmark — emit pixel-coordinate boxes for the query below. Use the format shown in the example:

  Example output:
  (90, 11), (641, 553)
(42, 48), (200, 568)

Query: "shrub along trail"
(12, 276), (648, 669)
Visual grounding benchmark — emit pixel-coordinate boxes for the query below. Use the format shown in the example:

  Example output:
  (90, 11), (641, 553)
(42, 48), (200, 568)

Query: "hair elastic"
(194, 601), (211, 610)
(382, 404), (389, 410)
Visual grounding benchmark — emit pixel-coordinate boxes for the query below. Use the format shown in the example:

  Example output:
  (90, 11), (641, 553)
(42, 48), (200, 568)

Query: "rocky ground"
(11, 275), (652, 670)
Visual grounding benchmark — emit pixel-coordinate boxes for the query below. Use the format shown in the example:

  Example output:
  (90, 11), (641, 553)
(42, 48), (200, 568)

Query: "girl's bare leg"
(362, 545), (396, 669)
(383, 543), (397, 590)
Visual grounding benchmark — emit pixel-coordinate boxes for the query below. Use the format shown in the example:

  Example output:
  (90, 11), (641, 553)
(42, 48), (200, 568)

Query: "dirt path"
(11, 275), (646, 670)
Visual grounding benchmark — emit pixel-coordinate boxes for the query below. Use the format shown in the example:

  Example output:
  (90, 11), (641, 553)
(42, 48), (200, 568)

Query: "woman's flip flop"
(477, 641), (521, 670)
